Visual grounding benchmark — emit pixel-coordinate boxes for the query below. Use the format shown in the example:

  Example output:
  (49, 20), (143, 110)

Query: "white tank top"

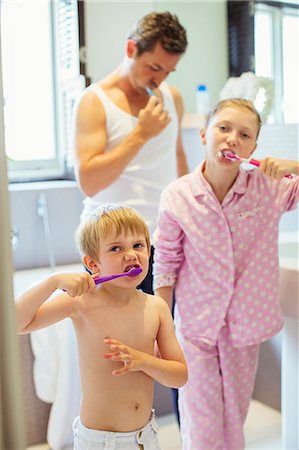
(81, 82), (179, 238)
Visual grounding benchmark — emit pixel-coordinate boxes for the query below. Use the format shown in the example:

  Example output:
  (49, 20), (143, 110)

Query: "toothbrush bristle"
(222, 151), (239, 161)
(127, 267), (142, 277)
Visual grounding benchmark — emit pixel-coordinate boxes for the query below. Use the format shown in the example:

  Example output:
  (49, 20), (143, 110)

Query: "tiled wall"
(9, 181), (84, 270)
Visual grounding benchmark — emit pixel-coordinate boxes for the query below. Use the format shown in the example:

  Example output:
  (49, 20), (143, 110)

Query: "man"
(74, 11), (188, 295)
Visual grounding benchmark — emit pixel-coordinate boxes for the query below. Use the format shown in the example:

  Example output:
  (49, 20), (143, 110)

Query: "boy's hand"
(103, 338), (144, 376)
(52, 272), (97, 297)
(259, 157), (298, 179)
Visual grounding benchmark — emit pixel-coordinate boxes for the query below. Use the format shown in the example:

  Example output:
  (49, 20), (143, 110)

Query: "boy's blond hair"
(206, 98), (262, 138)
(76, 204), (151, 260)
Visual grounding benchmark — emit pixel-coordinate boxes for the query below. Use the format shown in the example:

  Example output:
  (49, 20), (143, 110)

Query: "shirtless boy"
(15, 204), (187, 449)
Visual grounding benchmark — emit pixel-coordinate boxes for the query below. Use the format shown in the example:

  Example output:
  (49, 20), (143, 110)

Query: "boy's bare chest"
(76, 300), (158, 350)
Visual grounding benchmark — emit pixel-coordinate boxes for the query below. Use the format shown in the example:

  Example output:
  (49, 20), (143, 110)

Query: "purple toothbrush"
(222, 150), (293, 179)
(93, 267), (142, 285)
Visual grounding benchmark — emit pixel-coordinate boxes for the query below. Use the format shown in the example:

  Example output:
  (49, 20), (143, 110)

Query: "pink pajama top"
(153, 162), (299, 347)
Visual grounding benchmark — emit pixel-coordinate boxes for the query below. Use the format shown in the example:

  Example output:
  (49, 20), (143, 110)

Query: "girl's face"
(200, 106), (259, 168)
(91, 227), (149, 287)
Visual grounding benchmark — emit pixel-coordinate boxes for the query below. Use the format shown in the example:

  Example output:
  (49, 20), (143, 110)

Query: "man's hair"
(206, 98), (262, 138)
(75, 204), (151, 260)
(128, 11), (188, 56)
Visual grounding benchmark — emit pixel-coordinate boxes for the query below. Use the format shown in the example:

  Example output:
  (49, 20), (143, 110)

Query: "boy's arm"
(104, 298), (187, 388)
(16, 272), (96, 333)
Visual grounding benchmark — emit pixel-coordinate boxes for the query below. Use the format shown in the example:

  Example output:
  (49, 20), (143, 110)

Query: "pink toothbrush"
(93, 267), (142, 285)
(222, 151), (293, 179)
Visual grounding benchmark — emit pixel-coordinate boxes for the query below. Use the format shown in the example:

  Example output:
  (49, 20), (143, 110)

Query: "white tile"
(158, 414), (181, 450)
(157, 399), (282, 450)
(27, 400), (281, 450)
(245, 400), (282, 449)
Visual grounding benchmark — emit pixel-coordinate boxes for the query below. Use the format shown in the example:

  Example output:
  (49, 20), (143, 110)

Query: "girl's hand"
(259, 157), (298, 179)
(52, 272), (97, 297)
(103, 338), (144, 376)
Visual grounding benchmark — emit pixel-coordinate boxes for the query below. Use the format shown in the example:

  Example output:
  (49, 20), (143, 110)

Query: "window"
(254, 2), (299, 123)
(227, 0), (299, 124)
(0, 0), (85, 182)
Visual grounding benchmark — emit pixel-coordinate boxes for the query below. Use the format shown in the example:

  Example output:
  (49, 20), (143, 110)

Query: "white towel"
(30, 314), (81, 449)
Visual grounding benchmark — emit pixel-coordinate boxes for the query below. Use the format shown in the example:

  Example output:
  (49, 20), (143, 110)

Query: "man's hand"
(137, 96), (171, 140)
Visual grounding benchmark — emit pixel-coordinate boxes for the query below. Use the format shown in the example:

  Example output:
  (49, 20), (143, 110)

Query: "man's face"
(128, 41), (182, 91)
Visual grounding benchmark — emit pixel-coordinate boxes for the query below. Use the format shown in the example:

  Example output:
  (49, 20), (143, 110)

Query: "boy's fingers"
(104, 338), (122, 345)
(112, 354), (130, 362)
(112, 366), (129, 376)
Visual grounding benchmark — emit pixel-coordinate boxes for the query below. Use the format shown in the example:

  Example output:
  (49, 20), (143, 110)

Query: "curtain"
(0, 21), (26, 449)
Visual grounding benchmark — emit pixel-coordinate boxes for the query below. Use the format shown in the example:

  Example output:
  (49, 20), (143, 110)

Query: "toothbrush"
(145, 86), (155, 97)
(93, 267), (142, 285)
(222, 151), (293, 179)
(222, 151), (260, 167)
(62, 267), (142, 292)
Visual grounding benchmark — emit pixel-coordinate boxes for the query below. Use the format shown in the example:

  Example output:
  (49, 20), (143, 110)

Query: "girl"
(153, 98), (299, 449)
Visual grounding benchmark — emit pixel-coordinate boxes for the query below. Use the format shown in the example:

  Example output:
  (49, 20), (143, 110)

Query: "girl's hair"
(206, 98), (262, 138)
(75, 204), (151, 260)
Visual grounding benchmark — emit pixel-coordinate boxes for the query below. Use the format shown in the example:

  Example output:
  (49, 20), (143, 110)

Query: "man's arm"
(169, 85), (189, 177)
(74, 90), (171, 197)
(103, 298), (187, 388)
(15, 272), (95, 333)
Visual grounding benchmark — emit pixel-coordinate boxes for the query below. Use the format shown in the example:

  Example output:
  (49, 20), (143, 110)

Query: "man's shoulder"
(163, 83), (182, 106)
(75, 83), (107, 117)
(166, 83), (181, 97)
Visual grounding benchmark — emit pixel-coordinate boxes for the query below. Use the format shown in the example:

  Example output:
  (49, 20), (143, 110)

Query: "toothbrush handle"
(94, 273), (123, 285)
(248, 158), (260, 167)
(249, 158), (294, 179)
(145, 87), (155, 97)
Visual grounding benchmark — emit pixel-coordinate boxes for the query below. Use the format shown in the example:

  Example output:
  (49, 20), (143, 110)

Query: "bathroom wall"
(9, 181), (84, 270)
(84, 1), (228, 112)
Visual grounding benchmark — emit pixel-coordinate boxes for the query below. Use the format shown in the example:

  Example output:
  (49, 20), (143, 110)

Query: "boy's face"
(92, 227), (149, 287)
(200, 106), (259, 167)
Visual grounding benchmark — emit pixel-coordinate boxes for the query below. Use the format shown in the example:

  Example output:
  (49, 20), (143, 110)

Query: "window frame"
(2, 0), (86, 183)
(227, 0), (299, 123)
(254, 2), (298, 122)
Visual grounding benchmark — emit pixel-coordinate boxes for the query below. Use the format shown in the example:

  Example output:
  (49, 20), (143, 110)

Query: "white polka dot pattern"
(177, 326), (259, 449)
(154, 163), (299, 346)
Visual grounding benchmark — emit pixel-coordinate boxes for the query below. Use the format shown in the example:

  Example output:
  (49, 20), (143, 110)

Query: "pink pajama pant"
(178, 325), (260, 450)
